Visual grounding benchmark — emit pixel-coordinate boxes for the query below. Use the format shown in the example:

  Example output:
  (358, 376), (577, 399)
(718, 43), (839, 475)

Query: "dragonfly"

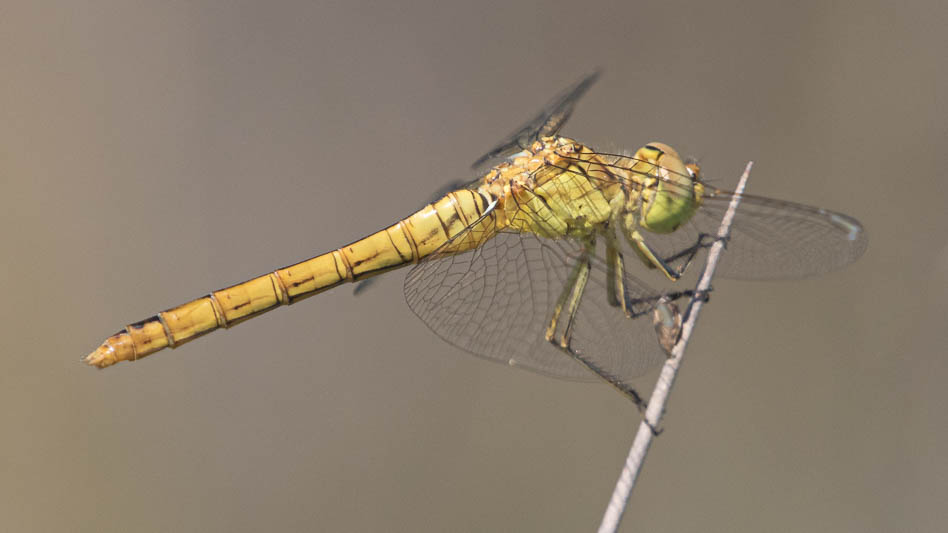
(84, 72), (867, 406)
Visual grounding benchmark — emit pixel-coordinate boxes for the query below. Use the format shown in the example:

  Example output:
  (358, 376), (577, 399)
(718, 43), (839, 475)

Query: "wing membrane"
(471, 71), (601, 171)
(558, 152), (868, 280)
(405, 215), (684, 383)
(661, 191), (867, 280)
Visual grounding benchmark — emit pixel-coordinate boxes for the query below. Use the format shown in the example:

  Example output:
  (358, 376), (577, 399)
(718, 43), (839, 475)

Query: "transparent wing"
(561, 152), (868, 280)
(470, 71), (601, 171)
(654, 190), (868, 280)
(404, 215), (684, 383)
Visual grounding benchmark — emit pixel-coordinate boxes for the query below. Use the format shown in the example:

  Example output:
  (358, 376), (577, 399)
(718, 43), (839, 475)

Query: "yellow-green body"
(84, 137), (702, 368)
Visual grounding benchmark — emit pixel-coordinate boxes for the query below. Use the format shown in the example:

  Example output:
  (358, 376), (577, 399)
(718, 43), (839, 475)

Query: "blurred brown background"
(2, 1), (946, 531)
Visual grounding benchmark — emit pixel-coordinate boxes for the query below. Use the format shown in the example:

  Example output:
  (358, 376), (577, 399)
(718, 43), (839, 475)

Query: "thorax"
(475, 137), (624, 238)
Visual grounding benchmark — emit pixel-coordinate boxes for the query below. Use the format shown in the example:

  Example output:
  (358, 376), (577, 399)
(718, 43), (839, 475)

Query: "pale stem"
(597, 161), (753, 533)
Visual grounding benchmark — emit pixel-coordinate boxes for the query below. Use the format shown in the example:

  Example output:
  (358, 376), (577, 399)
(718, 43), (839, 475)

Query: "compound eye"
(644, 143), (664, 154)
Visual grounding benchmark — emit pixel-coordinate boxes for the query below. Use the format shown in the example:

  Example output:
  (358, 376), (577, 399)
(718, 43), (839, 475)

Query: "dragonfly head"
(638, 142), (687, 175)
(635, 143), (703, 234)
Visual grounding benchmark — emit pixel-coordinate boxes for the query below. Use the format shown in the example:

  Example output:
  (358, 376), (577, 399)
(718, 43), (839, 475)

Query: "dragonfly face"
(591, 141), (708, 280)
(631, 142), (704, 235)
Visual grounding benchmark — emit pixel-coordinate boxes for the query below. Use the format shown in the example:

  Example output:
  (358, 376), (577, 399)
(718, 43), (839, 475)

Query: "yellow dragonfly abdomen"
(84, 189), (492, 368)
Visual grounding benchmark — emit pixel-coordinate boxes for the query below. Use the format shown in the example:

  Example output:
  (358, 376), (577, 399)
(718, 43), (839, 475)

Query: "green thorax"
(480, 137), (623, 239)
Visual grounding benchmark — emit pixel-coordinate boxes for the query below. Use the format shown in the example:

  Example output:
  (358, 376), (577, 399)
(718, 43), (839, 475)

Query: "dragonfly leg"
(607, 228), (695, 323)
(631, 231), (728, 281)
(604, 228), (627, 313)
(558, 340), (650, 412)
(628, 229), (683, 281)
(560, 250), (591, 348)
(544, 251), (588, 343)
(545, 241), (651, 412)
(659, 232), (727, 278)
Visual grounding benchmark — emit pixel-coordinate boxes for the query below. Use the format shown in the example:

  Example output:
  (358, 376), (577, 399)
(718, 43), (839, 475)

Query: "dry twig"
(597, 161), (754, 533)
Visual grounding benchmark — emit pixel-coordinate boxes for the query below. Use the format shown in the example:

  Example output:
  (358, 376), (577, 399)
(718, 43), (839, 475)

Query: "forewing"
(470, 71), (601, 171)
(557, 151), (868, 280)
(642, 190), (868, 280)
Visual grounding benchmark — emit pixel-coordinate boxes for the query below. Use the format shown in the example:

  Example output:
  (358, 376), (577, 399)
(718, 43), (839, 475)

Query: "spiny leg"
(629, 229), (684, 281)
(545, 240), (650, 414)
(609, 234), (687, 356)
(609, 224), (712, 323)
(661, 232), (727, 276)
(630, 230), (725, 281)
(606, 229), (680, 321)
(604, 227), (627, 314)
(544, 249), (588, 343)
(549, 239), (595, 351)
(559, 247), (590, 349)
